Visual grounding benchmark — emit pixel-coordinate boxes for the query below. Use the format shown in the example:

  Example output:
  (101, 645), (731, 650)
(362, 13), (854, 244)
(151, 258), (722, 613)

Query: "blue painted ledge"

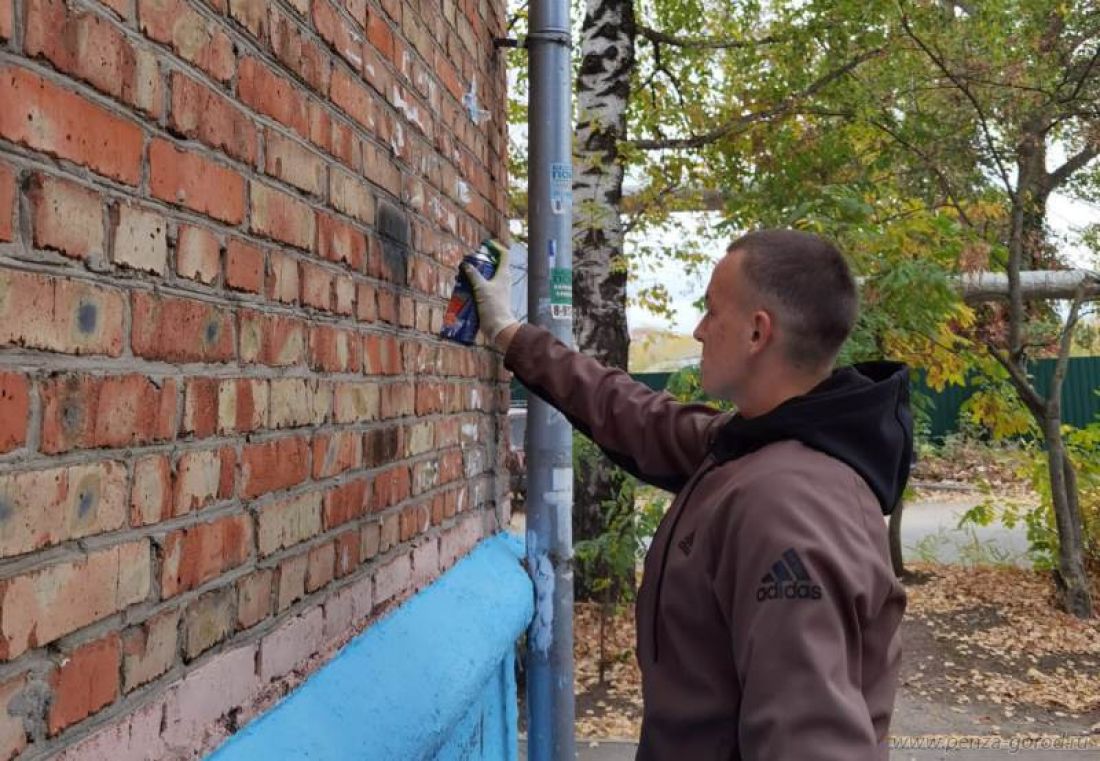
(209, 532), (534, 761)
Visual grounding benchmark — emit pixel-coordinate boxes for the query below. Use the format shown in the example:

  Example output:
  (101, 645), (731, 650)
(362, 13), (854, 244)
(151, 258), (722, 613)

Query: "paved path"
(521, 738), (1096, 760)
(898, 493), (1032, 566)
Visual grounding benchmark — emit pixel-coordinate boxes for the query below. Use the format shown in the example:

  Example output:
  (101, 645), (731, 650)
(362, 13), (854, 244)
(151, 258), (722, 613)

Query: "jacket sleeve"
(504, 324), (726, 492)
(709, 468), (888, 761)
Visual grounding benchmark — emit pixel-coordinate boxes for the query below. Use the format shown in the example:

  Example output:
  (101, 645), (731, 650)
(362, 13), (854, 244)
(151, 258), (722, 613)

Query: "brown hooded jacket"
(506, 324), (912, 761)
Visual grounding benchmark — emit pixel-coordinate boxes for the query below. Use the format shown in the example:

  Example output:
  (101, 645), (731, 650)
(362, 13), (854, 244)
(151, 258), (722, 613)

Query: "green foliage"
(572, 432), (661, 605)
(958, 420), (1100, 570)
(664, 365), (736, 410)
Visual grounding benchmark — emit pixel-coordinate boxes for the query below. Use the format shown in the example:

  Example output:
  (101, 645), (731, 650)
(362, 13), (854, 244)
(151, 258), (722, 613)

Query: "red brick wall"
(0, 0), (511, 757)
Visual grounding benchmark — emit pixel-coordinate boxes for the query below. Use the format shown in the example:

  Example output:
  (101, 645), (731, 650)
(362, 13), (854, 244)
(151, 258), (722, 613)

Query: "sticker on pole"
(550, 163), (572, 214)
(551, 267), (572, 320)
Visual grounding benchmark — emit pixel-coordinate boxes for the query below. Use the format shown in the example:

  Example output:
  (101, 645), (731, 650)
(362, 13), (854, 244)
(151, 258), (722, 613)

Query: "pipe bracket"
(523, 31), (573, 49)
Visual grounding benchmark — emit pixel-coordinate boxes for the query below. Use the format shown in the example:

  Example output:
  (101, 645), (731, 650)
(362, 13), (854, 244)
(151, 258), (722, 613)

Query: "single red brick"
(435, 51), (462, 102)
(376, 289), (396, 324)
(137, 0), (235, 82)
(0, 161), (14, 242)
(0, 460), (127, 561)
(356, 283), (377, 323)
(415, 382), (444, 416)
(40, 374), (178, 453)
(334, 275), (355, 316)
(131, 454), (172, 526)
(359, 40), (390, 95)
(267, 252), (300, 304)
(240, 436), (309, 499)
(275, 552), (308, 611)
(24, 0), (162, 116)
(330, 168), (375, 224)
(258, 493), (322, 557)
(182, 377), (218, 438)
(305, 541), (335, 592)
(327, 116), (362, 170)
(173, 447), (227, 515)
(0, 373), (29, 453)
(322, 478), (368, 529)
(131, 291), (235, 364)
(226, 0), (268, 41)
(238, 310), (307, 366)
(219, 447), (236, 499)
(121, 607), (178, 692)
(110, 201), (168, 274)
(160, 514), (253, 597)
(299, 262), (333, 311)
(236, 569), (272, 630)
(181, 587), (234, 659)
(0, 66), (142, 185)
(218, 378), (268, 433)
(317, 212), (366, 270)
(169, 72), (256, 163)
(149, 139), (245, 224)
(26, 173), (104, 262)
(440, 450), (464, 483)
(330, 68), (375, 135)
(0, 269), (125, 357)
(250, 181), (316, 250)
(311, 430), (362, 479)
(48, 634), (121, 735)
(308, 325), (359, 373)
(225, 239), (265, 293)
(238, 57), (309, 138)
(264, 129), (326, 196)
(176, 224), (221, 284)
(366, 9), (394, 62)
(334, 529), (360, 577)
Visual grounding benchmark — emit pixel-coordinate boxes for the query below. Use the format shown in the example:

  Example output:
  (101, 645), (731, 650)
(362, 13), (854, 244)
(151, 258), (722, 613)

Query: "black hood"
(710, 362), (914, 515)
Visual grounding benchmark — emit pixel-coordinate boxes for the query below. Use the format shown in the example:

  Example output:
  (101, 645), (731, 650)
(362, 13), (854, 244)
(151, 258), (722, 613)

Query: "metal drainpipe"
(524, 0), (576, 759)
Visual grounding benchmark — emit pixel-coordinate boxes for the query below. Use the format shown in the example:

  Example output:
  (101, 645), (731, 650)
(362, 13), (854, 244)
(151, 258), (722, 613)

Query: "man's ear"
(749, 311), (772, 354)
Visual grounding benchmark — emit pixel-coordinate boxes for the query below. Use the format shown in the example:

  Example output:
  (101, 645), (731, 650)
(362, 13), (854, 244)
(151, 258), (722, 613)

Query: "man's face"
(692, 251), (767, 402)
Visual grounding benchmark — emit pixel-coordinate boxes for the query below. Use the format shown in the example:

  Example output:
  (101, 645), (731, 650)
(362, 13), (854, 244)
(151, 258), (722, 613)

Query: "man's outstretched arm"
(464, 252), (725, 491)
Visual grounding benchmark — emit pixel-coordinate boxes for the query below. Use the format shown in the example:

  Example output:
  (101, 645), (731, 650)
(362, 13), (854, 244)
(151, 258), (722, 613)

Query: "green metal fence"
(510, 357), (1100, 439)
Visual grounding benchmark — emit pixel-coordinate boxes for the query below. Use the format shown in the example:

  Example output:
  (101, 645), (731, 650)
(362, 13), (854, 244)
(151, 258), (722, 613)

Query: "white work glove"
(462, 244), (518, 345)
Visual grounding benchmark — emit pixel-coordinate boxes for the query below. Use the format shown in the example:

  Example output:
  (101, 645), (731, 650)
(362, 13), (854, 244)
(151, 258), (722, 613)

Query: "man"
(466, 229), (911, 760)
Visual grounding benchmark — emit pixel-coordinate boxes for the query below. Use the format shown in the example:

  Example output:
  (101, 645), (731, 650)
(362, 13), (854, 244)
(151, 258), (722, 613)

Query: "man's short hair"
(728, 229), (858, 369)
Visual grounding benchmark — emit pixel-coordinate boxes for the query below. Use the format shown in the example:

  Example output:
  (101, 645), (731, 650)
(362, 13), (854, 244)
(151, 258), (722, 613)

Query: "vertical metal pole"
(525, 1), (575, 759)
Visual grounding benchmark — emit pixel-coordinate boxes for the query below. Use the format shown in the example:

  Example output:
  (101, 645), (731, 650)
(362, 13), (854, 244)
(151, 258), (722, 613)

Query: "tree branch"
(636, 24), (781, 50)
(987, 344), (1047, 416)
(1047, 143), (1100, 190)
(1061, 40), (1100, 105)
(899, 12), (1016, 197)
(1050, 283), (1089, 409)
(861, 114), (977, 228)
(630, 47), (884, 151)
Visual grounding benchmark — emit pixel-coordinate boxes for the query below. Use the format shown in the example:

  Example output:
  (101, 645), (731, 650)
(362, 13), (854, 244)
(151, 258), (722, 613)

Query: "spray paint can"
(440, 239), (506, 345)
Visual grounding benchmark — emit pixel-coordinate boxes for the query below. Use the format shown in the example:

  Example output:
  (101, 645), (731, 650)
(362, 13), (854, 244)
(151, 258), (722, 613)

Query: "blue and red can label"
(440, 239), (506, 345)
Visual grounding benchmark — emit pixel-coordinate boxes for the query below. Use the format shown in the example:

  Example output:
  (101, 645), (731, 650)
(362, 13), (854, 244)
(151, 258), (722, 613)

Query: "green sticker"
(550, 267), (572, 319)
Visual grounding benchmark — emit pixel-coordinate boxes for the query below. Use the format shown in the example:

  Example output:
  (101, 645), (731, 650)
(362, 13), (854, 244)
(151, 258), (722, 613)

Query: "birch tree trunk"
(572, 0), (636, 599)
